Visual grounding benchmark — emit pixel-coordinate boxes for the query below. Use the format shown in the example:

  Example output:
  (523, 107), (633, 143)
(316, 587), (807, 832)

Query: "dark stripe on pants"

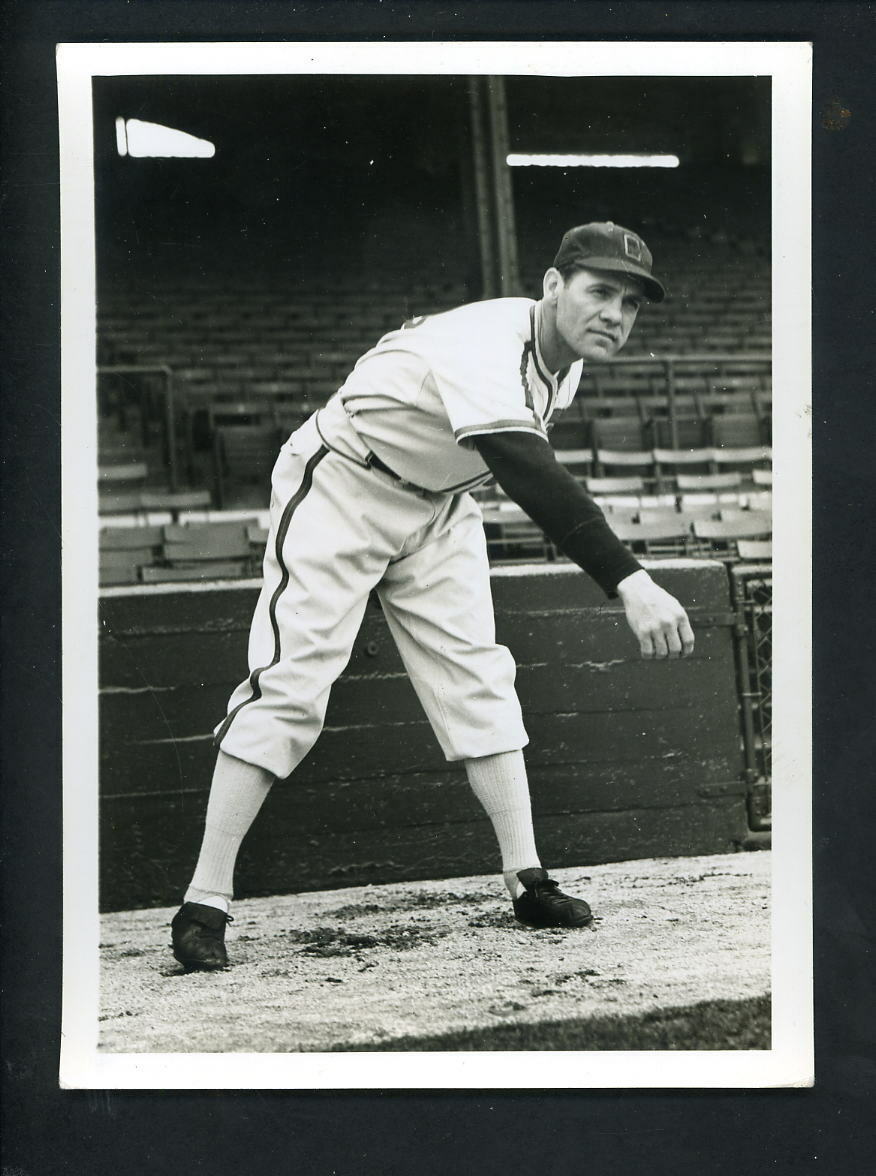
(213, 445), (329, 747)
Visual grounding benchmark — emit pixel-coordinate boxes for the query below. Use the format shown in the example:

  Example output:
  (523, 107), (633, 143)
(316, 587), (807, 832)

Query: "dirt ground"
(99, 850), (771, 1053)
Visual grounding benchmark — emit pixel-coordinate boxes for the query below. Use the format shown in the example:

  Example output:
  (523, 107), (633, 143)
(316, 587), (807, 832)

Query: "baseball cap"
(553, 221), (666, 302)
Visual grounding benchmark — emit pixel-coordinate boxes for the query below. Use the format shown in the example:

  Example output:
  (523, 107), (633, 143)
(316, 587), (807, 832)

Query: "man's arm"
(473, 431), (695, 659)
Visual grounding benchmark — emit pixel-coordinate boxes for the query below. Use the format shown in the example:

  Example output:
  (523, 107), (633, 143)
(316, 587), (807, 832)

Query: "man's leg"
(184, 750), (274, 908)
(172, 425), (442, 968)
(170, 751), (273, 970)
(464, 749), (540, 898)
(378, 495), (592, 926)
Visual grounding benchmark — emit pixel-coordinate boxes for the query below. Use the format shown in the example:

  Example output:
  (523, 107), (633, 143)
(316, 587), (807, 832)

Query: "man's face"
(550, 267), (644, 362)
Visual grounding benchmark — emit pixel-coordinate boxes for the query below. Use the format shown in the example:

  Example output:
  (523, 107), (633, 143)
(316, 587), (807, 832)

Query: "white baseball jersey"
(337, 298), (584, 492)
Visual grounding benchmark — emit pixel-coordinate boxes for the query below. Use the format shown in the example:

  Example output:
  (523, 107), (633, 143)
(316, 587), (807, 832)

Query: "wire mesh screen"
(731, 566), (773, 829)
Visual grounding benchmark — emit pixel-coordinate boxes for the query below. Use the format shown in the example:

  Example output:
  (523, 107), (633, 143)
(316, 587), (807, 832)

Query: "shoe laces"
(531, 877), (574, 904)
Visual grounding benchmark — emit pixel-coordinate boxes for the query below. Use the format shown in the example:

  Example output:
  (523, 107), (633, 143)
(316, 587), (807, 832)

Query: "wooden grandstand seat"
(736, 538), (773, 561)
(752, 467), (773, 487)
(637, 506), (690, 526)
(710, 414), (766, 448)
(138, 489), (213, 517)
(549, 419), (591, 448)
(710, 445), (772, 473)
(578, 395), (642, 419)
(718, 508), (772, 526)
(99, 489), (149, 516)
(162, 521), (255, 564)
(609, 518), (691, 557)
(99, 546), (160, 586)
(585, 475), (647, 495)
(600, 503), (641, 523)
(100, 524), (164, 552)
(140, 561), (253, 583)
(481, 507), (553, 563)
(676, 471), (743, 493)
(594, 448), (654, 477)
(652, 447), (713, 491)
(98, 461), (149, 485)
(692, 515), (772, 559)
(590, 416), (650, 451)
(744, 491), (773, 513)
(555, 448), (595, 474)
(672, 502), (723, 522)
(699, 391), (760, 417)
(648, 416), (709, 449)
(637, 393), (699, 419)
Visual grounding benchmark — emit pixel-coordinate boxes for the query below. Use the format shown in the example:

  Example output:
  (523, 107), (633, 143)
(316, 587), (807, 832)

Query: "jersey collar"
(530, 303), (573, 391)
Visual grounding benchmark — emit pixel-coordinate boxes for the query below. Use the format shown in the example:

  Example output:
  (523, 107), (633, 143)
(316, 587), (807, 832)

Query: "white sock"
(184, 750), (274, 905)
(185, 893), (230, 914)
(465, 750), (541, 899)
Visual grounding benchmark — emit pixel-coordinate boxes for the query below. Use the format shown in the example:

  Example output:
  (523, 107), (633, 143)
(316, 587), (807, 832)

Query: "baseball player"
(171, 221), (695, 971)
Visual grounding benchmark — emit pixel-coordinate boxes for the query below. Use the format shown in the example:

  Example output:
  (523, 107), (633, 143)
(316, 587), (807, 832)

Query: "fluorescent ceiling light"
(506, 153), (679, 168)
(115, 117), (215, 158)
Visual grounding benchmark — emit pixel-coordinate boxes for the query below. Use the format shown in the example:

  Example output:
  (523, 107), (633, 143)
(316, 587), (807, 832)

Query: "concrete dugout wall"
(98, 560), (748, 911)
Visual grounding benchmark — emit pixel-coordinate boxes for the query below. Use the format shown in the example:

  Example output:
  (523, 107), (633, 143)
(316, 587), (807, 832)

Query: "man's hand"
(616, 569), (695, 660)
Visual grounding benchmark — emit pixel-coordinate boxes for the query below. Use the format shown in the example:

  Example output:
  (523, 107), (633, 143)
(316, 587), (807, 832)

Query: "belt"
(366, 451), (425, 490)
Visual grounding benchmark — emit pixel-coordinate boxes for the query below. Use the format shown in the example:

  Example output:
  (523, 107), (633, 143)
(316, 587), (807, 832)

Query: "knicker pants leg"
(377, 493), (528, 761)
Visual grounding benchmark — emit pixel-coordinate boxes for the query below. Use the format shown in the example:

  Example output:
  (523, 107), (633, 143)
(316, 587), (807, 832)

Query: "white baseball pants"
(214, 410), (528, 780)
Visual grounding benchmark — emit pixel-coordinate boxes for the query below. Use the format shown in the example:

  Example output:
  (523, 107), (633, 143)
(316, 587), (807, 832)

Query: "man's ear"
(542, 267), (563, 303)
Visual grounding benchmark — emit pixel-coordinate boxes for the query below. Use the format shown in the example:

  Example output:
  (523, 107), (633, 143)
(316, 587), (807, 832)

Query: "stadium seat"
(710, 445), (772, 476)
(736, 538), (773, 561)
(99, 547), (157, 586)
(549, 419), (592, 449)
(637, 507), (689, 526)
(555, 448), (595, 475)
(676, 472), (744, 493)
(481, 507), (553, 564)
(672, 502), (723, 523)
(99, 489), (149, 516)
(710, 414), (766, 448)
(140, 561), (252, 583)
(590, 416), (649, 452)
(593, 449), (655, 481)
(585, 476), (647, 496)
(744, 491), (773, 513)
(648, 415), (710, 449)
(652, 447), (713, 491)
(162, 521), (255, 563)
(98, 461), (149, 485)
(100, 525), (164, 552)
(138, 489), (213, 519)
(610, 518), (691, 557)
(692, 516), (772, 559)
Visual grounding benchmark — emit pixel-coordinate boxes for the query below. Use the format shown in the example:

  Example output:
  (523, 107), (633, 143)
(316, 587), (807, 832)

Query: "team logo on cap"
(623, 233), (643, 262)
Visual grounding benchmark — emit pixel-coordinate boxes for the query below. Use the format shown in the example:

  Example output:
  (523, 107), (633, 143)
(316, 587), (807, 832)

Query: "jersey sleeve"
(425, 307), (548, 448)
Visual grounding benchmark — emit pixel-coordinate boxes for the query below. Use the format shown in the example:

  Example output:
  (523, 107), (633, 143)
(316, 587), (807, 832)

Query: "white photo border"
(58, 39), (812, 1090)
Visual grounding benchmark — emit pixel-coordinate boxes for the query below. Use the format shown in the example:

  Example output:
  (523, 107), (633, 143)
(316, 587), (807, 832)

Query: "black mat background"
(2, 3), (874, 1174)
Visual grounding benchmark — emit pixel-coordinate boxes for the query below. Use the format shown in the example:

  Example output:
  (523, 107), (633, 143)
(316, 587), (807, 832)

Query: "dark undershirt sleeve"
(472, 430), (643, 598)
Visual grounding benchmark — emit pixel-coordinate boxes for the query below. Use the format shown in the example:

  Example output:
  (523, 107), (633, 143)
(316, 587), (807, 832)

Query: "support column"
(467, 76), (521, 298)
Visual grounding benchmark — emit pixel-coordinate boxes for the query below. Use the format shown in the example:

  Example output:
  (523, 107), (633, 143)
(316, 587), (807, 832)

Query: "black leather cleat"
(171, 902), (233, 971)
(512, 868), (593, 928)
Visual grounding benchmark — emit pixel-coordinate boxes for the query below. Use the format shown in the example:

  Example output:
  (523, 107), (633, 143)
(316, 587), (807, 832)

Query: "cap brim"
(571, 255), (666, 303)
